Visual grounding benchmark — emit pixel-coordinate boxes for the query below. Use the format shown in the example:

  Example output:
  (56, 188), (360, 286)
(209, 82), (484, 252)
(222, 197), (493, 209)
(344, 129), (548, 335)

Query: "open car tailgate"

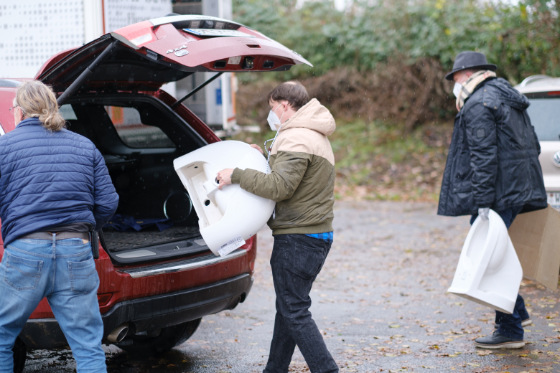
(36, 15), (312, 93)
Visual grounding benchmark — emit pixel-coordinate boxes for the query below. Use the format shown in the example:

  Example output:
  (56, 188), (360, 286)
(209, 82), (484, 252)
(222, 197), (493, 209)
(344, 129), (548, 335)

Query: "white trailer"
(0, 0), (238, 136)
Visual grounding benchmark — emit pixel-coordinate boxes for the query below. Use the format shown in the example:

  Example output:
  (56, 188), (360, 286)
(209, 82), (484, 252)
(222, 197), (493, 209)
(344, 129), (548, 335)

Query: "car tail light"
(97, 293), (113, 307)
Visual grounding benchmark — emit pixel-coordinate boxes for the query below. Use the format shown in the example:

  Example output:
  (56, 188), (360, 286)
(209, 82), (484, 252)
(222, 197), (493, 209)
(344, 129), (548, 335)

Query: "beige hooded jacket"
(231, 98), (336, 235)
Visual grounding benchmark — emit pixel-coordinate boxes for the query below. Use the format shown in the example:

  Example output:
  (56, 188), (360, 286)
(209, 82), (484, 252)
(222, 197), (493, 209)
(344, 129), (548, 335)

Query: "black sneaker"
(475, 331), (525, 349)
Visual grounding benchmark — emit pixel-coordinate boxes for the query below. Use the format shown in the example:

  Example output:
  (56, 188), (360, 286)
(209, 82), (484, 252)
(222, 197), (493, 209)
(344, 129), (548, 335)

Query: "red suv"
(0, 14), (309, 371)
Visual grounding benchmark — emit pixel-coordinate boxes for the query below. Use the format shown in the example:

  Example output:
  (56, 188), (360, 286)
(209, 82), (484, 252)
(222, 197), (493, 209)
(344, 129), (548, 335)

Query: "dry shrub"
(236, 57), (455, 131)
(234, 59), (456, 202)
(235, 80), (278, 128)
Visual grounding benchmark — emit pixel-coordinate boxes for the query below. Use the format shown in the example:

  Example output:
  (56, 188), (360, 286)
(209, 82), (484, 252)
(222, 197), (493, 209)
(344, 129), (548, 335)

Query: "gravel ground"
(23, 201), (560, 372)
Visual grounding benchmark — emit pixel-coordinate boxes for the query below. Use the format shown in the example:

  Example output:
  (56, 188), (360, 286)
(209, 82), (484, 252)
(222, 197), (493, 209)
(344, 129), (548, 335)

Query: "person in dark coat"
(0, 81), (119, 372)
(439, 51), (547, 349)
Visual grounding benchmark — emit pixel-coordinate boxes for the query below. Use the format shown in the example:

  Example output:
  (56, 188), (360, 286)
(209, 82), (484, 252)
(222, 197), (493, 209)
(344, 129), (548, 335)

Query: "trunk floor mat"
(102, 226), (200, 252)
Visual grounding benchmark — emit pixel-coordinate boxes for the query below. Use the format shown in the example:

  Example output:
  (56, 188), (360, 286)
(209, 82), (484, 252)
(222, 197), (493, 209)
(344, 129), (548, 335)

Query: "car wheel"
(116, 318), (201, 354)
(13, 337), (26, 373)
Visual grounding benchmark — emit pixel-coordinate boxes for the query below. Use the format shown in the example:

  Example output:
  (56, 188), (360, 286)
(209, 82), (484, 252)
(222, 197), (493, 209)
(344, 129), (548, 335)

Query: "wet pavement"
(23, 201), (560, 372)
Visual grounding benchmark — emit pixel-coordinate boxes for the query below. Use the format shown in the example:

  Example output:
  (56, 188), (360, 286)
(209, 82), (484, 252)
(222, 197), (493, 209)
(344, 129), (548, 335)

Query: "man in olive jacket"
(217, 81), (338, 372)
(439, 51), (547, 349)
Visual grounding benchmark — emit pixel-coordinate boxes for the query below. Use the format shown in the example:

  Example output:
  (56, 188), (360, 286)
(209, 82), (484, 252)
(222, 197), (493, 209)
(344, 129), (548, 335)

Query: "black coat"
(438, 77), (547, 217)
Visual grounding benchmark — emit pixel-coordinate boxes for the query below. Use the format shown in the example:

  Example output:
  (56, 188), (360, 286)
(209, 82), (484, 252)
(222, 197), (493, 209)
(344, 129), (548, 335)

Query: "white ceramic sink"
(174, 141), (275, 256)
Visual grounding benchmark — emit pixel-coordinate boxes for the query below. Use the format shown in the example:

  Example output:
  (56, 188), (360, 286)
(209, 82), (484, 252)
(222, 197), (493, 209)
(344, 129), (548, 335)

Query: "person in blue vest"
(0, 80), (118, 372)
(438, 51), (547, 349)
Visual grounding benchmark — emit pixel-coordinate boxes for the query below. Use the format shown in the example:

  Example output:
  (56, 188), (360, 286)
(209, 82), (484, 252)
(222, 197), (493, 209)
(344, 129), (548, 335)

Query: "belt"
(20, 231), (90, 241)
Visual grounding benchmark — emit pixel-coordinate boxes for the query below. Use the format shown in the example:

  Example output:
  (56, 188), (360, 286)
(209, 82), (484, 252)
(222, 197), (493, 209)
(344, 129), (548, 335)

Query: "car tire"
(116, 318), (202, 354)
(13, 337), (26, 373)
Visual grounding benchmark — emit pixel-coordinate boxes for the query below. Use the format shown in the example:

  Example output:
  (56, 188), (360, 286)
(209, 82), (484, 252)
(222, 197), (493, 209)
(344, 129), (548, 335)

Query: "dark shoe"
(475, 331), (525, 349)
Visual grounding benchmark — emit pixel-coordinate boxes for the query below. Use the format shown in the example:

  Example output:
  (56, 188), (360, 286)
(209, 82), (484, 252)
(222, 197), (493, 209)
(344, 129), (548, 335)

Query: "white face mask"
(267, 104), (284, 131)
(267, 110), (281, 131)
(453, 82), (463, 98)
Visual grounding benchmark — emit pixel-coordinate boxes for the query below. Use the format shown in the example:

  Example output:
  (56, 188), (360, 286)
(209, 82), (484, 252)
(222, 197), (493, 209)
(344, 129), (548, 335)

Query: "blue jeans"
(264, 234), (338, 373)
(0, 238), (107, 373)
(471, 207), (528, 340)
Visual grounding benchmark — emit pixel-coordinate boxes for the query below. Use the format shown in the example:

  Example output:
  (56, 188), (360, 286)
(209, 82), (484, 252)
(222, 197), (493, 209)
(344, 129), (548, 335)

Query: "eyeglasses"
(8, 105), (18, 112)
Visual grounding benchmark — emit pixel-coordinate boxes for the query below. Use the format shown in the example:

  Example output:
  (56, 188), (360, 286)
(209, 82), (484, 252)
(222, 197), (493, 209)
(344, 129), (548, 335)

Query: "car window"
(104, 106), (176, 149)
(60, 104), (78, 120)
(526, 98), (560, 141)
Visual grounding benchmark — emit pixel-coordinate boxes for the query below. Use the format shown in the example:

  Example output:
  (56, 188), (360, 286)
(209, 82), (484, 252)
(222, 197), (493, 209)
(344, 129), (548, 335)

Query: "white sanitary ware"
(448, 209), (523, 314)
(173, 141), (275, 256)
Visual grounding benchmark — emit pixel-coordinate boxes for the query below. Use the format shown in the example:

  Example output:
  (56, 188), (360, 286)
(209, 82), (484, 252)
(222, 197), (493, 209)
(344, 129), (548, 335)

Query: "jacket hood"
(280, 98), (335, 136)
(489, 77), (530, 111)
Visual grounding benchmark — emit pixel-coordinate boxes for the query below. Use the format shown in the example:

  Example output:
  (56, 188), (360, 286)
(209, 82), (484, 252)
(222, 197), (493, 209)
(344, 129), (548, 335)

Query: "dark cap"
(445, 51), (497, 81)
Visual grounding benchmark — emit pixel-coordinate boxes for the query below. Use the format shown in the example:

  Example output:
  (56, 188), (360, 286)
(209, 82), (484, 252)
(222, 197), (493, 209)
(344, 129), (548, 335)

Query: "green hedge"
(233, 0), (560, 84)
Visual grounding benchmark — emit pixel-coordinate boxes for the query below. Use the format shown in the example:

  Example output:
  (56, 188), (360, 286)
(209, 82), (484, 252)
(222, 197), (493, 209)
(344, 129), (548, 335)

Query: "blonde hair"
(15, 81), (65, 131)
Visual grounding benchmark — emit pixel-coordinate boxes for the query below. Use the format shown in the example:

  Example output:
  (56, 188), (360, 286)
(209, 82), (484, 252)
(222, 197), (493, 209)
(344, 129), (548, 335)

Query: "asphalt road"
(23, 201), (560, 372)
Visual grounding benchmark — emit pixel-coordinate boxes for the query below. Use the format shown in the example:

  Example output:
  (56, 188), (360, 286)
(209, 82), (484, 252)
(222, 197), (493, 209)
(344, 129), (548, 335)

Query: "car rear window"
(526, 98), (560, 141)
(105, 106), (175, 149)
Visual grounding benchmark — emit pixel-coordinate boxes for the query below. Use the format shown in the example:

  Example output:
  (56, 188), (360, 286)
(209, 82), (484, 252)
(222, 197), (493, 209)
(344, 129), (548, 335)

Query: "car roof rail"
(517, 75), (551, 87)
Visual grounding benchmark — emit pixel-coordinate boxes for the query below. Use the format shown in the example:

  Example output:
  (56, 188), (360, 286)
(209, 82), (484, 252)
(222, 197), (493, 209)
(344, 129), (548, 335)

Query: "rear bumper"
(19, 273), (253, 349)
